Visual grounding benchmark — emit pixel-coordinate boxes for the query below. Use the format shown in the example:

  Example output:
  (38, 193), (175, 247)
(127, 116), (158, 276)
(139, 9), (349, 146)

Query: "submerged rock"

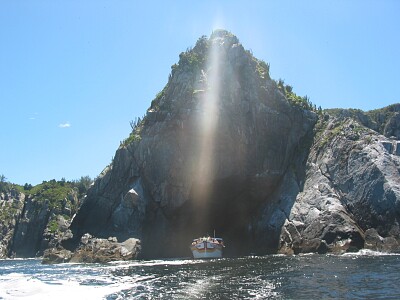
(42, 248), (72, 264)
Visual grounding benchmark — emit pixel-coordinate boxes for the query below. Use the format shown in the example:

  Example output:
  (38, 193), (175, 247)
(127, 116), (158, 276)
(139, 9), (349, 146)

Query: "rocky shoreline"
(42, 234), (141, 264)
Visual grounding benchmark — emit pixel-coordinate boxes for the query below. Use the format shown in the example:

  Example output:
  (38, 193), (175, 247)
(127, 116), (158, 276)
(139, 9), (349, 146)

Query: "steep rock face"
(68, 31), (317, 257)
(0, 184), (80, 258)
(11, 196), (51, 257)
(277, 116), (400, 254)
(0, 190), (25, 258)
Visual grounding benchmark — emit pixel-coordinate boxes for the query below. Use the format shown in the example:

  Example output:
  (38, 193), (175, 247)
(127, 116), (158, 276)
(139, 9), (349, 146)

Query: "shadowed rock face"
(68, 31), (317, 258)
(0, 188), (79, 259)
(11, 197), (51, 257)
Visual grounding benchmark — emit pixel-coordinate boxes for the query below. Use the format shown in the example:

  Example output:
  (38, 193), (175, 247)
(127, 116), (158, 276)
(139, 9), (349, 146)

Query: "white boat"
(190, 236), (224, 259)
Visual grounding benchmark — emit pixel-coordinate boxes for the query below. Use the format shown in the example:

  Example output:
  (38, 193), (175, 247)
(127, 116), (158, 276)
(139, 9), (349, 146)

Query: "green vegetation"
(210, 29), (239, 43)
(316, 117), (371, 150)
(325, 104), (400, 137)
(0, 175), (25, 195)
(0, 175), (92, 236)
(318, 122), (343, 148)
(150, 87), (167, 111)
(2, 176), (93, 212)
(366, 104), (400, 133)
(121, 115), (145, 147)
(178, 50), (203, 70)
(119, 29), (327, 151)
(325, 108), (364, 116)
(75, 175), (92, 195)
(0, 202), (21, 225)
(256, 60), (271, 80)
(20, 178), (91, 211)
(277, 79), (321, 113)
(0, 174), (7, 193)
(173, 35), (209, 73)
(47, 219), (59, 233)
(122, 131), (142, 146)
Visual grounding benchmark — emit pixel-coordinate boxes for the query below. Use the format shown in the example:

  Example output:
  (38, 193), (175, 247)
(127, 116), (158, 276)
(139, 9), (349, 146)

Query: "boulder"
(42, 248), (72, 264)
(365, 228), (400, 253)
(69, 234), (141, 263)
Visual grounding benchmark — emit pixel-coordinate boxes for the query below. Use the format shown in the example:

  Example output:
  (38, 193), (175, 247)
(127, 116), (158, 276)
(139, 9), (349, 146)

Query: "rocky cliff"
(0, 189), (24, 257)
(273, 115), (400, 254)
(66, 30), (317, 258)
(0, 180), (82, 258)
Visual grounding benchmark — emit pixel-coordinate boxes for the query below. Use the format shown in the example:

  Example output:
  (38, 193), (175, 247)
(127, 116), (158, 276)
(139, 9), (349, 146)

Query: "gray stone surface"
(275, 117), (400, 254)
(69, 234), (141, 263)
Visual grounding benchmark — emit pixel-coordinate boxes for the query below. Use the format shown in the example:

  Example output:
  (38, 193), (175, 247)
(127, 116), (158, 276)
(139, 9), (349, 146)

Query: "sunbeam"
(191, 33), (223, 211)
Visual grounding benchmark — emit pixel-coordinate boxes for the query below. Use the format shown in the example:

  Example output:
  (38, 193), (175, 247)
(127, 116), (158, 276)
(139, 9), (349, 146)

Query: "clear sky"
(1, 0), (399, 185)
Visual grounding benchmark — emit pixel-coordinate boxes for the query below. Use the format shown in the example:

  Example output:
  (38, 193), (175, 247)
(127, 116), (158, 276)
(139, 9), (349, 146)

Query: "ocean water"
(1, 250), (400, 299)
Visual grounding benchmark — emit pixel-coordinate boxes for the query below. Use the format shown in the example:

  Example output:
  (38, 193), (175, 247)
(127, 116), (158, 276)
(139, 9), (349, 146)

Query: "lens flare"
(191, 35), (223, 208)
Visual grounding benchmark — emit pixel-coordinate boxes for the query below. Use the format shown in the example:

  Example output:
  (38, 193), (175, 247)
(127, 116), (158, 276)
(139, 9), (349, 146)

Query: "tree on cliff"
(0, 174), (7, 193)
(74, 175), (93, 196)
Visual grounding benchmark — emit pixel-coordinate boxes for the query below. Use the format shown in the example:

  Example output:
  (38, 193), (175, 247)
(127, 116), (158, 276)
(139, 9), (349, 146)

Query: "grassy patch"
(47, 219), (59, 233)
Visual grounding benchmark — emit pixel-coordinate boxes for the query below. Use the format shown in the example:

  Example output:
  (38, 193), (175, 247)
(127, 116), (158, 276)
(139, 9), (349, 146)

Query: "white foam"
(105, 258), (202, 270)
(342, 249), (400, 257)
(0, 272), (137, 300)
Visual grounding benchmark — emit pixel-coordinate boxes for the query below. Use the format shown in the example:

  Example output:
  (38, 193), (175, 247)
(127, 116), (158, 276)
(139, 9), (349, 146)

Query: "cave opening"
(158, 175), (271, 258)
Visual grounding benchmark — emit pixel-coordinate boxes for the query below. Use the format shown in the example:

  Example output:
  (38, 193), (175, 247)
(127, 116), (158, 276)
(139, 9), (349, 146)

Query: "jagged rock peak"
(209, 29), (240, 44)
(123, 29), (274, 148)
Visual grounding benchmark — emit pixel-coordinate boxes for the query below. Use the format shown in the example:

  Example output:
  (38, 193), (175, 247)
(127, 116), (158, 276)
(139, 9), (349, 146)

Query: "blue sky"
(1, 0), (399, 185)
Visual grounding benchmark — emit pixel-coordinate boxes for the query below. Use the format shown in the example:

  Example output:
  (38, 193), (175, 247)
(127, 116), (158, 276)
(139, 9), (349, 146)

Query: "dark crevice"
(141, 175), (275, 258)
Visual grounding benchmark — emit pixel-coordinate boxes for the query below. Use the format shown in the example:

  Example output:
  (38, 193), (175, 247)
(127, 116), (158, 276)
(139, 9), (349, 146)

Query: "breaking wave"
(342, 249), (400, 257)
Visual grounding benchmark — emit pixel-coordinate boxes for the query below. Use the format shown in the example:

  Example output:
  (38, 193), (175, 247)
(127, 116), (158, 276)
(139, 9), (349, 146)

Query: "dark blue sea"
(1, 250), (400, 299)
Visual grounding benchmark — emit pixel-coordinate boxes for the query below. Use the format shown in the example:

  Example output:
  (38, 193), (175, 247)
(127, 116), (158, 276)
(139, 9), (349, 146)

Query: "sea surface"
(1, 250), (400, 299)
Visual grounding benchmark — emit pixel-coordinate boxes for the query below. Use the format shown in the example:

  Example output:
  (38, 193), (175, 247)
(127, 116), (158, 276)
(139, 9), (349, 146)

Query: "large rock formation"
(67, 30), (318, 258)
